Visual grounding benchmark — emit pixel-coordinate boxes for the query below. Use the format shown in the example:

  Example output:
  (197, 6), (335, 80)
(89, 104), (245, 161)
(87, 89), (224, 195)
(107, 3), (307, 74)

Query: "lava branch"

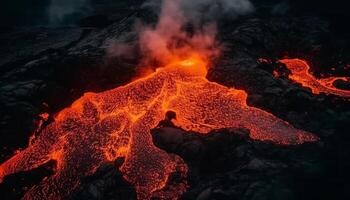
(279, 58), (350, 98)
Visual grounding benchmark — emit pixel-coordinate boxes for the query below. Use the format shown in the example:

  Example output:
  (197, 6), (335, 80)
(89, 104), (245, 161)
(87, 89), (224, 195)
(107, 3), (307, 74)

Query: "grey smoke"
(272, 0), (290, 15)
(108, 0), (255, 67)
(48, 0), (91, 25)
(139, 0), (255, 57)
(143, 0), (255, 26)
(182, 0), (254, 22)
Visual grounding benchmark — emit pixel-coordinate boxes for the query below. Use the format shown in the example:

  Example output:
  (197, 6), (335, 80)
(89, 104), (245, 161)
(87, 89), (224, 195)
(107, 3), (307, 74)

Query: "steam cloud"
(108, 0), (254, 68)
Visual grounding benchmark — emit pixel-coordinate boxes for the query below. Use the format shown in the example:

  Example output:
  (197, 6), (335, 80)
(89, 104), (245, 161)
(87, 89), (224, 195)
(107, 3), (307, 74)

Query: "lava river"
(0, 55), (318, 200)
(280, 58), (350, 97)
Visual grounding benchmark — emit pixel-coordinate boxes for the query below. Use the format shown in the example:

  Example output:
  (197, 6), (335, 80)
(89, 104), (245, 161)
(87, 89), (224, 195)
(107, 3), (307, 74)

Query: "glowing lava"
(0, 55), (317, 200)
(279, 58), (350, 97)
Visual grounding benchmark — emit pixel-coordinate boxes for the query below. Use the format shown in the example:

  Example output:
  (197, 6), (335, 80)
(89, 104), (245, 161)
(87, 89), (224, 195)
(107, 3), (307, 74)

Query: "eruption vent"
(280, 59), (350, 97)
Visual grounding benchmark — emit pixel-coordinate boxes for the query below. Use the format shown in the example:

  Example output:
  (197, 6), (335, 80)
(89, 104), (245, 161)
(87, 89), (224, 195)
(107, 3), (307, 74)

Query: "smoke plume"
(108, 0), (254, 69)
(48, 0), (91, 25)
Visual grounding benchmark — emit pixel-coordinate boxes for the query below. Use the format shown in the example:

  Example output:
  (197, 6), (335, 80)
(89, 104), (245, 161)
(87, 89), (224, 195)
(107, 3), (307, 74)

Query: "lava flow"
(0, 54), (318, 200)
(279, 58), (350, 97)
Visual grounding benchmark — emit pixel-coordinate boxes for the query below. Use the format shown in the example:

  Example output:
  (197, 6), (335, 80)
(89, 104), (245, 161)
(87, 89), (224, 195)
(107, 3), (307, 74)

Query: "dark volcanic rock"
(69, 159), (136, 200)
(0, 8), (140, 163)
(1, 1), (350, 200)
(151, 126), (327, 200)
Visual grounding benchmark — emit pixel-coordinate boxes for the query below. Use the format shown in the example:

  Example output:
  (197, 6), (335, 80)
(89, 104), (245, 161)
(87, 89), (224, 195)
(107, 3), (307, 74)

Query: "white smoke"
(141, 0), (254, 62)
(108, 0), (254, 69)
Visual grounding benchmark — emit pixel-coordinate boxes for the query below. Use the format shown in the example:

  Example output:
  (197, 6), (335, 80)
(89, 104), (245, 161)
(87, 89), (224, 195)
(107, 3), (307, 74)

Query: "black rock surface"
(0, 1), (349, 200)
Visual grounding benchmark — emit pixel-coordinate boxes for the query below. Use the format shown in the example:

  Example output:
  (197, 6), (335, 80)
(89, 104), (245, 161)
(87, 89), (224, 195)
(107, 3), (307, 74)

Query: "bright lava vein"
(280, 58), (350, 97)
(0, 56), (318, 200)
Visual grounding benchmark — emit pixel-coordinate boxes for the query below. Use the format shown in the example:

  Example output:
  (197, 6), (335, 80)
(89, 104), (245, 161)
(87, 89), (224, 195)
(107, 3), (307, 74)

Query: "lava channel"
(279, 58), (350, 97)
(0, 55), (318, 200)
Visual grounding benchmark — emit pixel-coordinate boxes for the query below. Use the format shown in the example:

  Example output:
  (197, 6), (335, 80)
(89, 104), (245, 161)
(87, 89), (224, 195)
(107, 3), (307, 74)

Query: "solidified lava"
(279, 58), (350, 97)
(0, 54), (318, 200)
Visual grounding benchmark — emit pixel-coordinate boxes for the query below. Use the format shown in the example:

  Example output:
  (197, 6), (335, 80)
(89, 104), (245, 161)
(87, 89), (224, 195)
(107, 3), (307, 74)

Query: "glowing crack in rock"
(280, 58), (350, 97)
(0, 55), (318, 200)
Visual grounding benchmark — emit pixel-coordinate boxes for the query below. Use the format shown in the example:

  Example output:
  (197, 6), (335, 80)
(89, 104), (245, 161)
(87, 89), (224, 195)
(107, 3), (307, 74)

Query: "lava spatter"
(0, 56), (318, 200)
(279, 58), (350, 97)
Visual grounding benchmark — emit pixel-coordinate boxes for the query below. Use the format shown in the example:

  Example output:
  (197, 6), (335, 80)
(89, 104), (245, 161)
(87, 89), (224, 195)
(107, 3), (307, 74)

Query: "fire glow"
(0, 54), (317, 199)
(279, 59), (350, 97)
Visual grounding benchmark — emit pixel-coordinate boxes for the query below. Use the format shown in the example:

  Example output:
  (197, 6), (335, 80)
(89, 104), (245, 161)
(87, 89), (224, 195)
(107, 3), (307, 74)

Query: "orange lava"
(279, 59), (350, 97)
(0, 55), (318, 200)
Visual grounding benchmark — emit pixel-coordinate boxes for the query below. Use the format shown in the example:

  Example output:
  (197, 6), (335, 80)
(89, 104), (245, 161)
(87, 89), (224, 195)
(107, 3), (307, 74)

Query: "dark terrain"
(0, 0), (349, 199)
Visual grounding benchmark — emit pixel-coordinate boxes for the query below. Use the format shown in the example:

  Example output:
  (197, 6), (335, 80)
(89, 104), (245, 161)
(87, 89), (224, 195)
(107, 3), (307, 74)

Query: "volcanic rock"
(0, 1), (349, 200)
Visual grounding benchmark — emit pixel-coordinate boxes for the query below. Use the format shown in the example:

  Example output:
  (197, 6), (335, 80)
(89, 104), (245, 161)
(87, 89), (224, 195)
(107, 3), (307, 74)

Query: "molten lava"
(279, 59), (350, 97)
(0, 55), (317, 200)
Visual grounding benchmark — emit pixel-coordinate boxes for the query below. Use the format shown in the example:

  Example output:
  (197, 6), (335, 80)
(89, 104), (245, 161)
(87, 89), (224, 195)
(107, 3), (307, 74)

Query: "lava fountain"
(279, 58), (350, 97)
(0, 52), (318, 199)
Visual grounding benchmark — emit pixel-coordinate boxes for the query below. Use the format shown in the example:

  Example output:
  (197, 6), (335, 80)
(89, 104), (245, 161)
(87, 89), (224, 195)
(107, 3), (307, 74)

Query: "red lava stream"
(0, 55), (318, 199)
(280, 58), (350, 97)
